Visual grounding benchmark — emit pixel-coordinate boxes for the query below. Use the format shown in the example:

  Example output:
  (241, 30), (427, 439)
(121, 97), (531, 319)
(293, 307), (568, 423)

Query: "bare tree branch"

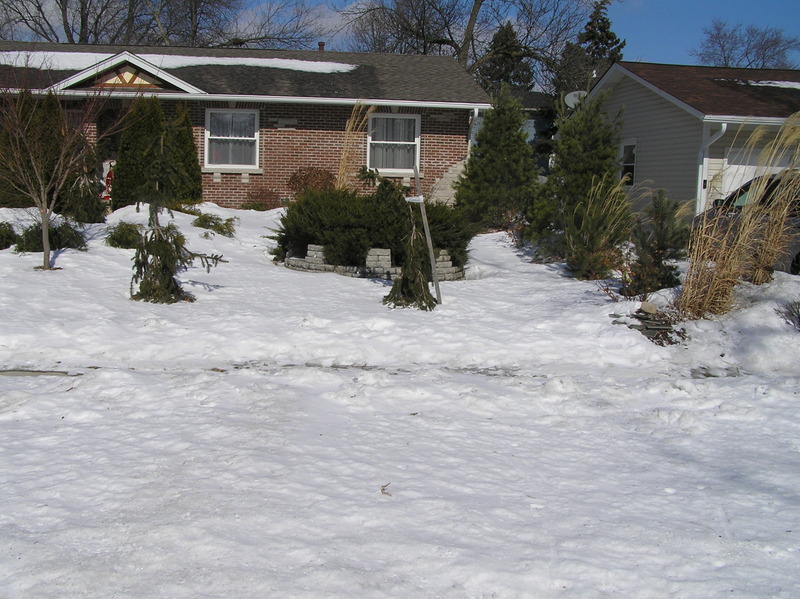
(0, 0), (325, 48)
(690, 19), (800, 69)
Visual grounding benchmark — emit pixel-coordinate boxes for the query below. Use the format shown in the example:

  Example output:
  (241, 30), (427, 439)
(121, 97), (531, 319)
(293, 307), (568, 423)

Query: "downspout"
(696, 122), (727, 214)
(467, 107), (480, 158)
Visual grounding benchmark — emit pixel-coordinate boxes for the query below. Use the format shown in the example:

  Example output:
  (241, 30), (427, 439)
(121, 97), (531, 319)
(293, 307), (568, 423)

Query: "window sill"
(373, 168), (423, 179)
(203, 167), (263, 175)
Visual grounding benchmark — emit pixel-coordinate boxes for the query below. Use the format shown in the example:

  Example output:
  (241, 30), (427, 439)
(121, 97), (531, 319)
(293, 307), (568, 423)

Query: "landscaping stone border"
(284, 244), (464, 281)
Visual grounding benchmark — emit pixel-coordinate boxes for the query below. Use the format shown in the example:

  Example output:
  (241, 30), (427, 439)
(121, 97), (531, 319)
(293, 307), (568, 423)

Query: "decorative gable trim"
(48, 51), (207, 95)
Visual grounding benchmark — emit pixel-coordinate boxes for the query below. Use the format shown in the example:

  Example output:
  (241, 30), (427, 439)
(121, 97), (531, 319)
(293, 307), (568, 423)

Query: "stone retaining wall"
(284, 244), (464, 281)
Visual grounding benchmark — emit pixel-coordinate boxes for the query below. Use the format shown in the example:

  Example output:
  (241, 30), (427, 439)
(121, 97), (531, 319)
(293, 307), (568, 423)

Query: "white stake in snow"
(405, 166), (442, 305)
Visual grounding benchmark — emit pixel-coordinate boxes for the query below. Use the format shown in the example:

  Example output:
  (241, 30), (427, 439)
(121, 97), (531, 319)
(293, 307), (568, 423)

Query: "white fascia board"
(47, 51), (207, 95)
(32, 88), (492, 111)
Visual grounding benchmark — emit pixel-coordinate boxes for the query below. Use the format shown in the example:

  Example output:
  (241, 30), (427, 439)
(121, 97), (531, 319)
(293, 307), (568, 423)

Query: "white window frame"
(367, 113), (421, 176)
(621, 139), (637, 185)
(204, 108), (260, 172)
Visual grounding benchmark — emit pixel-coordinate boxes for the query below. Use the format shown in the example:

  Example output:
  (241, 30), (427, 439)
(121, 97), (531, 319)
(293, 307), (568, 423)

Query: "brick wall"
(172, 101), (472, 209)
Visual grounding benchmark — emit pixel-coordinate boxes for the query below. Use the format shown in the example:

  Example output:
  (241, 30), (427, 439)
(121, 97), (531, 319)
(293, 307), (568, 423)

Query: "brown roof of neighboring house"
(0, 41), (491, 107)
(608, 61), (800, 119)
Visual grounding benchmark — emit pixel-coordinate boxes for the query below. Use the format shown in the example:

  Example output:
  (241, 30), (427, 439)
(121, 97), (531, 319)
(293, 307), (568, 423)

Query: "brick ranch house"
(0, 41), (491, 208)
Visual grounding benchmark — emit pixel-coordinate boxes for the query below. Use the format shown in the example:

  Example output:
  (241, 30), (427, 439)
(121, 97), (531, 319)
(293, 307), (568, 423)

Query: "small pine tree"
(477, 22), (534, 96)
(622, 191), (690, 296)
(112, 97), (167, 211)
(527, 92), (622, 255)
(454, 85), (536, 229)
(128, 113), (223, 304)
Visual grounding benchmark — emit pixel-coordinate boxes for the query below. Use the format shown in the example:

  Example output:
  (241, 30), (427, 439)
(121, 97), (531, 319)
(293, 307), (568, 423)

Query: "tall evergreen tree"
(577, 0), (625, 63)
(527, 92), (621, 254)
(112, 98), (203, 210)
(551, 0), (625, 96)
(169, 103), (203, 206)
(454, 85), (536, 229)
(476, 22), (534, 96)
(111, 97), (167, 211)
(551, 41), (594, 97)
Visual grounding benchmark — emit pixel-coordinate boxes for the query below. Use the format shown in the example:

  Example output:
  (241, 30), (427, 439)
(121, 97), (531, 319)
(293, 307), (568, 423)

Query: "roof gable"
(592, 61), (800, 120)
(49, 51), (206, 94)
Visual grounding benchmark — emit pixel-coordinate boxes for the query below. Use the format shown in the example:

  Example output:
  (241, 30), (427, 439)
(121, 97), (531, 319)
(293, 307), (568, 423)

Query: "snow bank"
(1, 205), (799, 597)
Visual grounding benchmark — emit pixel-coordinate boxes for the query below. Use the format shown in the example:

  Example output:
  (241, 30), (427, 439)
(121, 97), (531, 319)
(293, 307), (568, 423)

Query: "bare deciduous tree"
(0, 90), (109, 270)
(0, 0), (326, 48)
(690, 19), (800, 69)
(342, 0), (593, 91)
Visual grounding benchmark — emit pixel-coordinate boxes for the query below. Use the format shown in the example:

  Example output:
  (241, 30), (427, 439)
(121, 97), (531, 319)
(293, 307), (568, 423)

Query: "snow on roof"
(0, 50), (357, 74)
(744, 80), (800, 90)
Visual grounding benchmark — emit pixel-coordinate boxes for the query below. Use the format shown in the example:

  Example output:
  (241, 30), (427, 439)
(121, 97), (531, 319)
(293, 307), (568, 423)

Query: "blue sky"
(607, 0), (800, 65)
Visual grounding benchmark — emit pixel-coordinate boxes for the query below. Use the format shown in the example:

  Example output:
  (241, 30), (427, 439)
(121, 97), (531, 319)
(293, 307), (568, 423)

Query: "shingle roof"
(0, 41), (491, 106)
(610, 61), (800, 119)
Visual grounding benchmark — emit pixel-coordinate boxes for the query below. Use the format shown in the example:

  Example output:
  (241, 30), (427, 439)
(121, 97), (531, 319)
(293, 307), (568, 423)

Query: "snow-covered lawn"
(1, 205), (799, 598)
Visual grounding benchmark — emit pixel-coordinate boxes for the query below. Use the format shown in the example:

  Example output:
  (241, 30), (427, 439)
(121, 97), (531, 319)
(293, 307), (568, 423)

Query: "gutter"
(702, 115), (786, 127)
(7, 87), (492, 112)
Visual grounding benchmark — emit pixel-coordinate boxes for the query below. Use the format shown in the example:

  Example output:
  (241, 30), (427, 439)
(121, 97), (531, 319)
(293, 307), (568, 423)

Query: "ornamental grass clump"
(564, 174), (632, 280)
(776, 300), (800, 332)
(678, 114), (800, 319)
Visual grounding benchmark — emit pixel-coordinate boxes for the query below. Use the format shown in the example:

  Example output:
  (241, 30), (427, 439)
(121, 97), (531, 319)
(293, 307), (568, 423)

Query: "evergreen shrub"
(0, 222), (18, 249)
(15, 220), (86, 253)
(105, 221), (144, 249)
(192, 213), (237, 237)
(621, 191), (690, 297)
(131, 223), (193, 303)
(272, 180), (474, 269)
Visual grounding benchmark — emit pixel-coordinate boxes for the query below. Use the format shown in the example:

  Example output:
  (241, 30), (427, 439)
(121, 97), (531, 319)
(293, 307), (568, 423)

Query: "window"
(368, 114), (420, 174)
(205, 109), (259, 169)
(621, 143), (636, 185)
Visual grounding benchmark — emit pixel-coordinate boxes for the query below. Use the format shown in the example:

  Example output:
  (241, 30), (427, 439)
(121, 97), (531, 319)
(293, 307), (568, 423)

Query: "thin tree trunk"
(39, 206), (51, 270)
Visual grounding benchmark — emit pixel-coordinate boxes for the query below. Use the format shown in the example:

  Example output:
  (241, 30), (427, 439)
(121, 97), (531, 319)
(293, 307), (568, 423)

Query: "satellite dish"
(565, 90), (587, 108)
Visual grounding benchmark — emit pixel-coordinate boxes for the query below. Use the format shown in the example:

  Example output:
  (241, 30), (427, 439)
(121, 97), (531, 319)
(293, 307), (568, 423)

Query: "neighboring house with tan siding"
(588, 61), (800, 214)
(0, 41), (491, 208)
